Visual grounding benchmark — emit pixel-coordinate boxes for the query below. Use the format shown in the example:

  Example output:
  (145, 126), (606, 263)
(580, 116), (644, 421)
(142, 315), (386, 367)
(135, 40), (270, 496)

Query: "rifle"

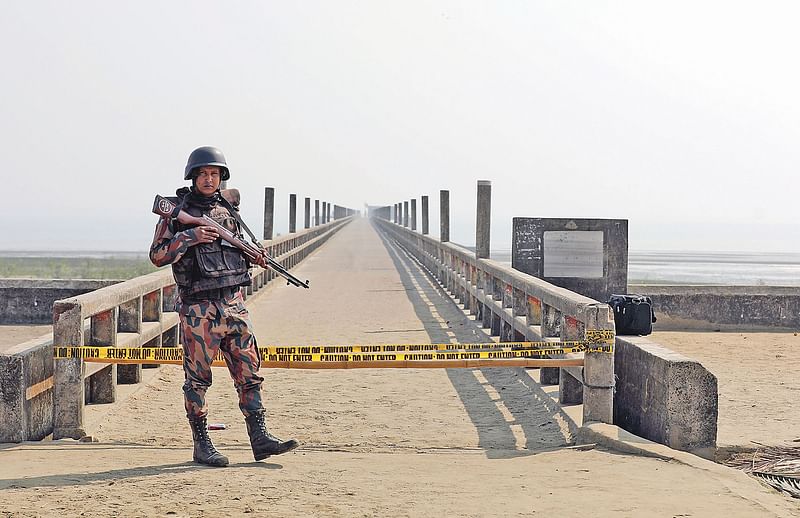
(152, 195), (310, 289)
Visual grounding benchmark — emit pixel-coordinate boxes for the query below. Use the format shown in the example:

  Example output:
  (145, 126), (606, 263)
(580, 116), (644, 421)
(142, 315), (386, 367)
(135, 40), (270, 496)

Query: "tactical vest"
(169, 190), (252, 298)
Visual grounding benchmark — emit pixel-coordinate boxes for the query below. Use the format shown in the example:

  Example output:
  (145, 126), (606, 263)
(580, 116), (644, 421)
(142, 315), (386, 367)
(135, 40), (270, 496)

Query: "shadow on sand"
(0, 443), (282, 489)
(374, 222), (578, 459)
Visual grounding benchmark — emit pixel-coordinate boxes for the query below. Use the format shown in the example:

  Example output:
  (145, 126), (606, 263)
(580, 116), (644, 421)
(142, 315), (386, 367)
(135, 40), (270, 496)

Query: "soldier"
(150, 146), (298, 467)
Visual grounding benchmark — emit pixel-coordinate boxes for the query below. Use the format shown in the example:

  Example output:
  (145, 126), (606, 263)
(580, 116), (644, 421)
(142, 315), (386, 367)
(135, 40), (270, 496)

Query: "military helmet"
(184, 146), (230, 181)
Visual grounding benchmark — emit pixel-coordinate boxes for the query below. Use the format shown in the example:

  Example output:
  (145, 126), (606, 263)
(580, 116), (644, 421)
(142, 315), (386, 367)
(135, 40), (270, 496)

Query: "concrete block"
(0, 333), (55, 442)
(614, 336), (717, 454)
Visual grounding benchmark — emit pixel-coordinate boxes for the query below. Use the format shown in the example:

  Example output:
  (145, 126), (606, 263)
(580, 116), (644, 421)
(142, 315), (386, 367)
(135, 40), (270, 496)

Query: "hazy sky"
(2, 1), (798, 253)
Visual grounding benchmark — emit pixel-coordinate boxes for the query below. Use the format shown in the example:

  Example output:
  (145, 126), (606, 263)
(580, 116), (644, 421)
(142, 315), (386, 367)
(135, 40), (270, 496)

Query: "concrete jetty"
(1, 217), (797, 517)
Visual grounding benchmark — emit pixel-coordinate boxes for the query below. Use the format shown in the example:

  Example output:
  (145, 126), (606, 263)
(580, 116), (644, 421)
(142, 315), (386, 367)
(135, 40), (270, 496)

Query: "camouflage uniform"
(150, 194), (264, 420)
(152, 146), (298, 466)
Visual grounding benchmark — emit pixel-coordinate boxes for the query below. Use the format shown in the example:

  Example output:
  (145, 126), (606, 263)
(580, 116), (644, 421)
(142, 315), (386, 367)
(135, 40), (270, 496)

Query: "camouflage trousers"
(179, 292), (264, 419)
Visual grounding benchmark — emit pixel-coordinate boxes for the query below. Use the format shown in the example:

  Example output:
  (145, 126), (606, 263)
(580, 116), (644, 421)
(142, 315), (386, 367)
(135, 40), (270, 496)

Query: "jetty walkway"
(1, 218), (798, 517)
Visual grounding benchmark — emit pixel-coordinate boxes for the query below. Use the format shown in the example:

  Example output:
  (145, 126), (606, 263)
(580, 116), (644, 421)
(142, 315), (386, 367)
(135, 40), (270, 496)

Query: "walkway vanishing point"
(2, 218), (798, 517)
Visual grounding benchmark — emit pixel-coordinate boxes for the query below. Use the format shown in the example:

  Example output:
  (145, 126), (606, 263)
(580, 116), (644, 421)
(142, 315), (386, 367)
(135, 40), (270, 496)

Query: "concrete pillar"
(304, 197), (311, 229)
(53, 301), (85, 440)
(327, 202), (332, 223)
(289, 194), (297, 233)
(559, 314), (585, 405)
(322, 202), (327, 224)
(476, 180), (491, 259)
(315, 199), (320, 226)
(540, 304), (561, 385)
(403, 201), (409, 227)
(142, 290), (162, 323)
(87, 310), (117, 404)
(421, 195), (429, 235)
(440, 190), (450, 242)
(264, 187), (275, 240)
(117, 297), (142, 383)
(411, 199), (417, 231)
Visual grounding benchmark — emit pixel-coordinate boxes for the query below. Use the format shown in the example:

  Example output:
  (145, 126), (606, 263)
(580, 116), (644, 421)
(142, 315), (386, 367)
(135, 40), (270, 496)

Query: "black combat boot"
(188, 416), (229, 467)
(244, 411), (299, 460)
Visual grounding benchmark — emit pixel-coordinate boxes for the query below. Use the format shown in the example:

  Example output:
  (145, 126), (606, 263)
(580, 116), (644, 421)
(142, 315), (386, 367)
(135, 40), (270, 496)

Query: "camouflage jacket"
(150, 189), (251, 306)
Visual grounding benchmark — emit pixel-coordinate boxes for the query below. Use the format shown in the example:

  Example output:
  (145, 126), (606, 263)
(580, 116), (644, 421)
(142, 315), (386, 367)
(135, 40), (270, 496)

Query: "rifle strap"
(216, 194), (264, 250)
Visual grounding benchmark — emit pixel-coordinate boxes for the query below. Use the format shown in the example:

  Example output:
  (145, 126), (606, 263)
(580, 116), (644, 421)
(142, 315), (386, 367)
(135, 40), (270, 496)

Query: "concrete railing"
(373, 217), (616, 425)
(631, 284), (800, 329)
(52, 217), (351, 440)
(375, 183), (718, 454)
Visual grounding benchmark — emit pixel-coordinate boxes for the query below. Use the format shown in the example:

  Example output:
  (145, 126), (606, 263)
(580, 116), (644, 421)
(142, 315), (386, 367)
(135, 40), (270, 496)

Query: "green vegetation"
(0, 257), (160, 280)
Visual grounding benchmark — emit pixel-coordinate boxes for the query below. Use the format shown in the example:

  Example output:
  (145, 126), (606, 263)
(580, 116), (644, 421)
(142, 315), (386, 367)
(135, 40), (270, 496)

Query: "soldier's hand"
(187, 226), (219, 245)
(253, 253), (269, 268)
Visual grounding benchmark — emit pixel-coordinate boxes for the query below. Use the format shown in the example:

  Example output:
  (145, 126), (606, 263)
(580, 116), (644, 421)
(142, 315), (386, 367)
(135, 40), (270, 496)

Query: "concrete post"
(540, 304), (561, 385)
(421, 195), (429, 235)
(327, 203), (332, 223)
(315, 200), (320, 226)
(582, 305), (616, 425)
(559, 314), (584, 405)
(440, 190), (450, 242)
(88, 310), (117, 403)
(411, 199), (417, 231)
(142, 290), (162, 323)
(403, 201), (409, 227)
(289, 194), (297, 233)
(304, 197), (311, 229)
(322, 202), (327, 224)
(53, 301), (85, 440)
(117, 297), (142, 383)
(264, 187), (275, 240)
(476, 180), (491, 259)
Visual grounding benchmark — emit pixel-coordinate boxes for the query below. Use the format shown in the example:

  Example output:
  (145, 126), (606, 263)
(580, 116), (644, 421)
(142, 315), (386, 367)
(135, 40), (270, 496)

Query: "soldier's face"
(194, 166), (221, 197)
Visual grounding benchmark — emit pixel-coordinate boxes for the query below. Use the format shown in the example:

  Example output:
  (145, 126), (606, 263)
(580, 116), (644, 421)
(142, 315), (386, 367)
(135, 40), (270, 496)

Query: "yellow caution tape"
(53, 330), (614, 368)
(260, 340), (607, 355)
(53, 343), (612, 366)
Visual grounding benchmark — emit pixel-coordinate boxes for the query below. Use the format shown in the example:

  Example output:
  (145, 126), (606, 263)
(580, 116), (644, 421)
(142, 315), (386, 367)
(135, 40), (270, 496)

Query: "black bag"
(608, 294), (657, 336)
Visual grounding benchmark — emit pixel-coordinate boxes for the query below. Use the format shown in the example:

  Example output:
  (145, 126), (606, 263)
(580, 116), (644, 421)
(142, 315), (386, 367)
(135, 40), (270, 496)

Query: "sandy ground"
(1, 219), (798, 517)
(650, 330), (800, 448)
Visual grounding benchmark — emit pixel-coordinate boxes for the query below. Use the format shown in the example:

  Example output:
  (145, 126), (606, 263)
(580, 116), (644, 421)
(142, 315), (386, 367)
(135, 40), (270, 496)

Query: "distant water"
(489, 249), (800, 287)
